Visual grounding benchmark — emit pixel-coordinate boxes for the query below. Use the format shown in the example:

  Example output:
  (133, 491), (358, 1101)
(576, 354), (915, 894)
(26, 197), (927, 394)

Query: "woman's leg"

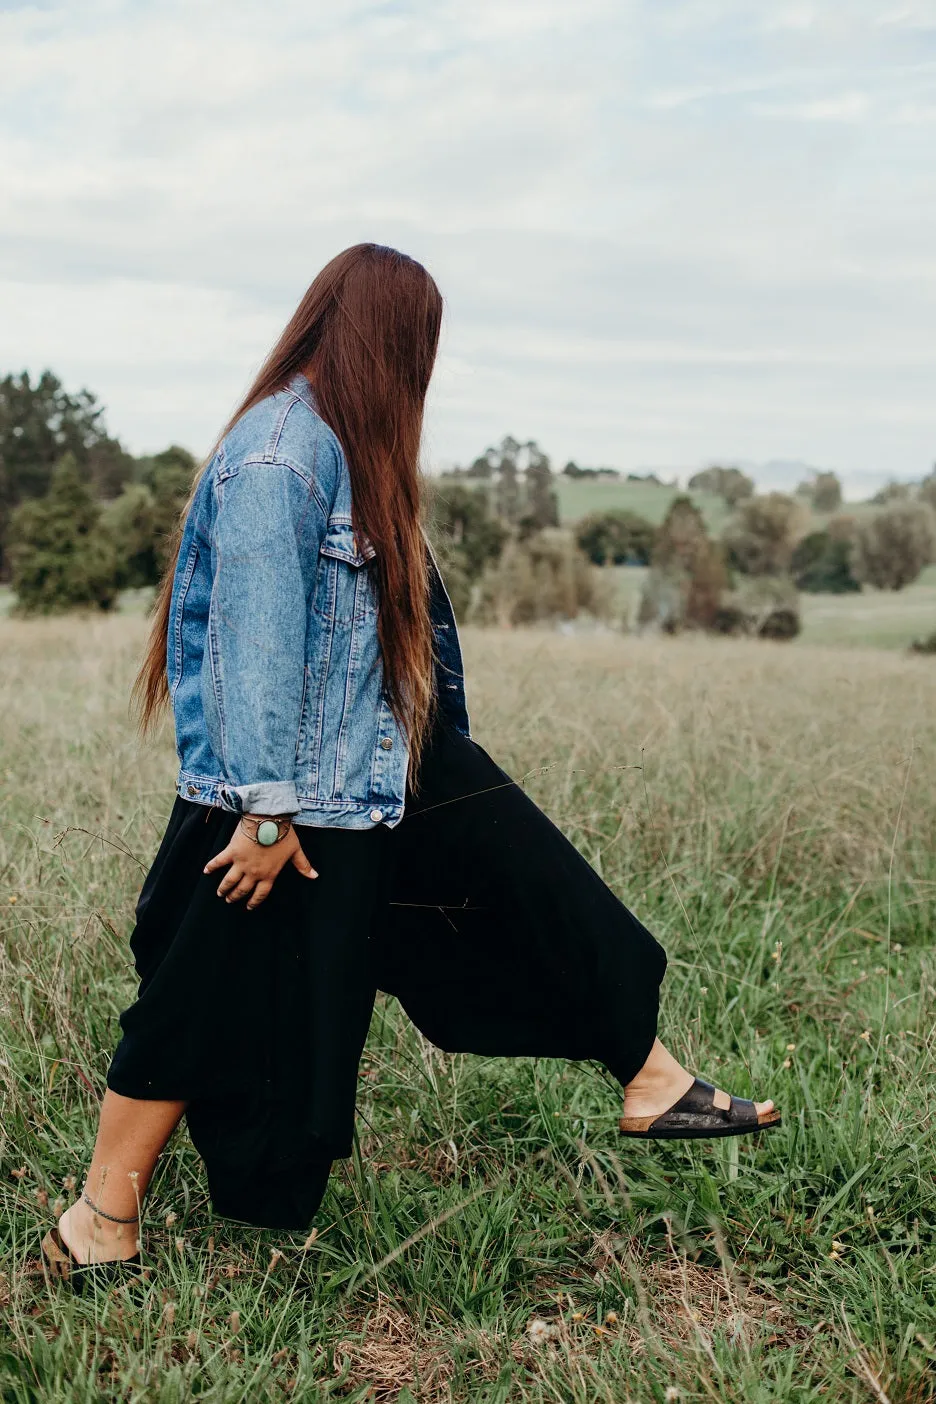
(57, 1090), (186, 1263)
(622, 1038), (774, 1119)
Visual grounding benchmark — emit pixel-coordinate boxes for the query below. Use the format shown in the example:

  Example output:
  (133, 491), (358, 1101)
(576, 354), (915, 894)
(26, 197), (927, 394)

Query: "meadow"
(1, 613), (934, 1402)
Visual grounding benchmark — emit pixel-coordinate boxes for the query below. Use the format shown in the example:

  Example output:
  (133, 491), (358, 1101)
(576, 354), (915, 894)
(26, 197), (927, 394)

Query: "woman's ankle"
(59, 1199), (141, 1262)
(623, 1038), (692, 1094)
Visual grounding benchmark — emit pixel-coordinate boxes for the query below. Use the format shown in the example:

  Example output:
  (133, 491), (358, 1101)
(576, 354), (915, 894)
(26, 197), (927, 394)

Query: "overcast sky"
(3, 1), (935, 496)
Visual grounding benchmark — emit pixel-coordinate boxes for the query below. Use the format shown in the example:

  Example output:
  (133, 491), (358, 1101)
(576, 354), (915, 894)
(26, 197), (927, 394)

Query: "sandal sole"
(619, 1114), (782, 1141)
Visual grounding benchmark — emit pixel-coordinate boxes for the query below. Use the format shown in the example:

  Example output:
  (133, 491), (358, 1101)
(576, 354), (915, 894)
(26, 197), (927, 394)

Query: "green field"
(554, 477), (733, 533)
(1, 616), (933, 1402)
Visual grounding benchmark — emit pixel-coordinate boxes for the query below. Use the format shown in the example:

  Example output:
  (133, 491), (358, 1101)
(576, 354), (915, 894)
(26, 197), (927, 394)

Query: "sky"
(2, 1), (936, 498)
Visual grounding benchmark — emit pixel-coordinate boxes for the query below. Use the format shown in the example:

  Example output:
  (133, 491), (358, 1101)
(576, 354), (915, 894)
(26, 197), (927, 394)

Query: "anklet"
(81, 1189), (140, 1224)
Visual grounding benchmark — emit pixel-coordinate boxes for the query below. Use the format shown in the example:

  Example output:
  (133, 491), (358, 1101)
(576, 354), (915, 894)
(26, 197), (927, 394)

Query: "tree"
(639, 495), (726, 632)
(797, 471), (843, 513)
(101, 483), (159, 588)
(722, 493), (809, 576)
(870, 481), (911, 506)
(918, 468), (936, 512)
(575, 508), (656, 566)
(135, 445), (198, 569)
(8, 454), (119, 613)
(0, 370), (128, 570)
(850, 501), (936, 591)
(427, 481), (506, 573)
(522, 441), (559, 532)
(687, 465), (755, 507)
(491, 436), (521, 526)
(791, 529), (861, 593)
(813, 471), (842, 513)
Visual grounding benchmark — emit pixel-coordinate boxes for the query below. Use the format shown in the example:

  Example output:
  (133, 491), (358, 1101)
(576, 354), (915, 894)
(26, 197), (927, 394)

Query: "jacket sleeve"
(206, 459), (322, 817)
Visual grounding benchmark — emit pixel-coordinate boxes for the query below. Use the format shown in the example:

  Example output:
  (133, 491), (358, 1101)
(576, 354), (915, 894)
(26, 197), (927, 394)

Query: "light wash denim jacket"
(167, 373), (469, 829)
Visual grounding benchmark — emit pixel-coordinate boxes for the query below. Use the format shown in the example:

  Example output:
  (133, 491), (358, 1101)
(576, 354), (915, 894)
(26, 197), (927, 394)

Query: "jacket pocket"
(314, 520), (377, 624)
(318, 519), (375, 567)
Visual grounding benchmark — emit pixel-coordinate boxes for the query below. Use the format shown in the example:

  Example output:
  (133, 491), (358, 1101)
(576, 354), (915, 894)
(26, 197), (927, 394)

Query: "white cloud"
(0, 0), (934, 492)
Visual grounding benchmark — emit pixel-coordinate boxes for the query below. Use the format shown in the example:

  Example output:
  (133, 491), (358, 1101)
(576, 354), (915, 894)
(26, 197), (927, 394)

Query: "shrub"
(722, 493), (810, 576)
(909, 631), (936, 655)
(8, 454), (119, 613)
(472, 530), (613, 627)
(575, 508), (656, 566)
(712, 576), (801, 641)
(638, 496), (726, 632)
(791, 530), (861, 593)
(850, 501), (936, 591)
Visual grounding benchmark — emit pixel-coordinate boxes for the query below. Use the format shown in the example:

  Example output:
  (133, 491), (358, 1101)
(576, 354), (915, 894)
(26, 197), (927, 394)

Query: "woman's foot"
(56, 1199), (141, 1265)
(622, 1038), (774, 1123)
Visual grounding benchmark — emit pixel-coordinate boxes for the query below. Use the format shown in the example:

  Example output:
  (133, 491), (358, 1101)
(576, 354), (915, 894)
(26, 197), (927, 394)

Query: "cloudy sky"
(3, 1), (935, 496)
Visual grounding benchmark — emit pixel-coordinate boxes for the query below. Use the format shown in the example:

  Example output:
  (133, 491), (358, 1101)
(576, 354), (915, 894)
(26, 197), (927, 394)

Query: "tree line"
(4, 371), (936, 639)
(1, 371), (195, 612)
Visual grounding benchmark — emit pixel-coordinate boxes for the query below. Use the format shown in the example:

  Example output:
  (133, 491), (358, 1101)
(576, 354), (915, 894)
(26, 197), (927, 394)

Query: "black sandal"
(619, 1077), (781, 1140)
(41, 1227), (142, 1294)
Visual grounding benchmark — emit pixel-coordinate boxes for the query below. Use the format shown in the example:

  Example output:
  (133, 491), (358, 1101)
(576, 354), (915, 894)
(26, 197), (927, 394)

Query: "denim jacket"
(167, 373), (469, 829)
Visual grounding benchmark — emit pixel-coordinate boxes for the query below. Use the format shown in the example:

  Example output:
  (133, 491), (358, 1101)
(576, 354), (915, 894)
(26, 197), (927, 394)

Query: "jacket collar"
(288, 371), (318, 412)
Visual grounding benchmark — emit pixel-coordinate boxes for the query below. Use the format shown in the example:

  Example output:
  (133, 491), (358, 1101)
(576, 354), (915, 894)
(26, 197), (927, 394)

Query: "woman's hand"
(203, 816), (318, 910)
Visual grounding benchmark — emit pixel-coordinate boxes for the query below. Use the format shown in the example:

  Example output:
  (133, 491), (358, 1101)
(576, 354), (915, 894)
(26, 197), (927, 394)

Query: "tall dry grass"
(1, 615), (933, 1402)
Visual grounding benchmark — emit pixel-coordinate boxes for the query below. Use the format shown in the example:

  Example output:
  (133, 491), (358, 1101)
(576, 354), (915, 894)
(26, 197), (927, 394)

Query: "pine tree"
(8, 453), (119, 613)
(523, 441), (559, 530)
(494, 436), (521, 526)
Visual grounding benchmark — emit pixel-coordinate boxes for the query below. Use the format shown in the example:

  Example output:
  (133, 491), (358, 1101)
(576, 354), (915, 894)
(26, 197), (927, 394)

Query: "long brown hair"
(133, 243), (443, 769)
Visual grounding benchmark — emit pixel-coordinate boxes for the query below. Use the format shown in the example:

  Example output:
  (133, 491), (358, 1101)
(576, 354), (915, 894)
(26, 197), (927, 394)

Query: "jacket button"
(186, 785), (197, 796)
(379, 737), (393, 751)
(370, 809), (383, 823)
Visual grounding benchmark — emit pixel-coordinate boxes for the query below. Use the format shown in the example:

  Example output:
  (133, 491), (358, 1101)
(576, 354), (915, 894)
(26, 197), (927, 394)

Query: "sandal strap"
(649, 1078), (757, 1133)
(727, 1096), (759, 1129)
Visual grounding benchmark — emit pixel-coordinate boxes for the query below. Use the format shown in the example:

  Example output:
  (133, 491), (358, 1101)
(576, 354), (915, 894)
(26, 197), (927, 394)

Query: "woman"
(42, 244), (778, 1283)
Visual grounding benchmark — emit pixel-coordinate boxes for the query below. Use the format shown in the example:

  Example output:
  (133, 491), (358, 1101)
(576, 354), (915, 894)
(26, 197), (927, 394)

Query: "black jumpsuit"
(107, 717), (667, 1230)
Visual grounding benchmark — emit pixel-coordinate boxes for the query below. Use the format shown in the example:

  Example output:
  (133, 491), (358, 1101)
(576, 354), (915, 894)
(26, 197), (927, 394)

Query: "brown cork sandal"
(41, 1227), (141, 1294)
(619, 1077), (782, 1140)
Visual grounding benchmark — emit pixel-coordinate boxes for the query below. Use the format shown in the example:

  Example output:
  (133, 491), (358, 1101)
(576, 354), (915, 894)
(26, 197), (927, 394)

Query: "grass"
(1, 617), (935, 1401)
(798, 566), (936, 651)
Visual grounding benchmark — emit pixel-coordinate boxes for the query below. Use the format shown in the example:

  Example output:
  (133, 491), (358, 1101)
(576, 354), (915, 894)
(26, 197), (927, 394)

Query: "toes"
(755, 1099), (774, 1115)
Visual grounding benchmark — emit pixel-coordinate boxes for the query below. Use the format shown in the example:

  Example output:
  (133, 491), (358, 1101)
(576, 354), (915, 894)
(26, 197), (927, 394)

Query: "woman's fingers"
(204, 846), (232, 875)
(290, 847), (318, 879)
(246, 880), (274, 910)
(215, 864), (243, 899)
(224, 872), (257, 904)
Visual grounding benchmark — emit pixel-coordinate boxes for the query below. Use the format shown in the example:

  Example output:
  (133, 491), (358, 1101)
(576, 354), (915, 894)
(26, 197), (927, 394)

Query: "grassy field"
(604, 564), (936, 650)
(1, 617), (934, 1402)
(552, 476), (883, 534)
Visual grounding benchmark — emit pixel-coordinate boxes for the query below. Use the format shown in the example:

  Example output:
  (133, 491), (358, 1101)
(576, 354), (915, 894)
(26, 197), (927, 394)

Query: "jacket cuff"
(227, 780), (300, 817)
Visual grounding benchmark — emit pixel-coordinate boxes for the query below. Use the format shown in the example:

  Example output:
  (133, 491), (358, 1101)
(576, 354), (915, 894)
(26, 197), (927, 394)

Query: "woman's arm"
(206, 459), (322, 817)
(201, 457), (324, 907)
